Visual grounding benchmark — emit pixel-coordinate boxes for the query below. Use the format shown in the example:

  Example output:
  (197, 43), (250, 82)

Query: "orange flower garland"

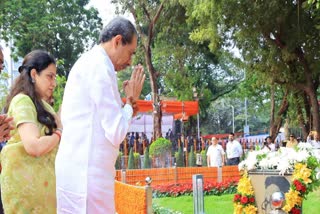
(115, 181), (148, 214)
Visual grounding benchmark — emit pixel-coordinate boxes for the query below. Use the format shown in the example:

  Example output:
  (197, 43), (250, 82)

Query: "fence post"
(192, 174), (204, 214)
(121, 169), (126, 183)
(145, 177), (153, 214)
(174, 163), (178, 185)
(217, 167), (222, 183)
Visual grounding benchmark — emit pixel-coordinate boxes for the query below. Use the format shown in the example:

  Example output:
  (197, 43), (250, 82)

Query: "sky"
(88, 0), (133, 26)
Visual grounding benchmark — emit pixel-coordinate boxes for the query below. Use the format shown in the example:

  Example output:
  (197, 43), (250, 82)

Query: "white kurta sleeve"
(89, 64), (132, 147)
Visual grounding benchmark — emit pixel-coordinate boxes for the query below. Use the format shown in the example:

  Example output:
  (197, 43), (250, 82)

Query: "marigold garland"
(115, 181), (148, 214)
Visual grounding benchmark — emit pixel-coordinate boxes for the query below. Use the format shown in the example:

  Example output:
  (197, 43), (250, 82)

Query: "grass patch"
(153, 188), (320, 213)
(153, 194), (233, 213)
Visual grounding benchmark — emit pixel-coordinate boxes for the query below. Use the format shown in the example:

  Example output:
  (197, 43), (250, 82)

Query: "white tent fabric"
(128, 113), (174, 140)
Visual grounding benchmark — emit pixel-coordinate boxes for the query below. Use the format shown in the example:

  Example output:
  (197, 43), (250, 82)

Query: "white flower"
(238, 144), (320, 174)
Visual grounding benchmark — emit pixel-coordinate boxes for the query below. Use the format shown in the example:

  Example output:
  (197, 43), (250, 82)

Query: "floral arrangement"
(153, 179), (238, 198)
(282, 156), (320, 213)
(233, 171), (257, 214)
(236, 143), (320, 214)
(238, 143), (320, 174)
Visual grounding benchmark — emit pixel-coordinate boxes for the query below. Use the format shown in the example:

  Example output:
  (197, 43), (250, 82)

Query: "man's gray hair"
(99, 17), (137, 45)
(0, 45), (3, 51)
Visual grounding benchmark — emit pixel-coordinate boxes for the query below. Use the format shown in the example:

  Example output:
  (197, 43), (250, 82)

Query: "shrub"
(149, 138), (172, 168)
(134, 152), (140, 169)
(149, 138), (172, 157)
(128, 148), (134, 169)
(175, 146), (184, 167)
(143, 147), (151, 169)
(188, 146), (196, 167)
(201, 150), (207, 167)
(115, 151), (123, 169)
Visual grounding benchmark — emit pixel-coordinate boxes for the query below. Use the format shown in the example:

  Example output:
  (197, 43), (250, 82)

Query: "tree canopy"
(0, 0), (102, 75)
(179, 0), (320, 138)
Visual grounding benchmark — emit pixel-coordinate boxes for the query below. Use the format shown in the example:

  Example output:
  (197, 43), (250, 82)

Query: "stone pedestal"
(248, 170), (292, 214)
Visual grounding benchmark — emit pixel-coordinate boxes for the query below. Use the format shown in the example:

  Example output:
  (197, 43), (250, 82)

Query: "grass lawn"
(153, 188), (320, 213)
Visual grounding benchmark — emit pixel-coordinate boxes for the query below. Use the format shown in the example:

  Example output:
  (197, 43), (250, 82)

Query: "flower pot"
(248, 170), (292, 214)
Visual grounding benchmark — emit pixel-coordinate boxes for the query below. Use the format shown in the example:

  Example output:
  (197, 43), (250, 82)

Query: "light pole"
(231, 105), (235, 133)
(193, 87), (200, 140)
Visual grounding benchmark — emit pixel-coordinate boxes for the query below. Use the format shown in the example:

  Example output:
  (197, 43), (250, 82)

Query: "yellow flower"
(292, 163), (312, 184)
(233, 203), (243, 214)
(237, 173), (254, 195)
(243, 204), (258, 214)
(283, 189), (302, 212)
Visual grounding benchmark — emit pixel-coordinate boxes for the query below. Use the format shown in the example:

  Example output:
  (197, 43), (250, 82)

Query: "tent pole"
(197, 113), (200, 140)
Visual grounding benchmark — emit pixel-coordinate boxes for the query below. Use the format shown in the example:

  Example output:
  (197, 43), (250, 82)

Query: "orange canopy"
(122, 99), (199, 120)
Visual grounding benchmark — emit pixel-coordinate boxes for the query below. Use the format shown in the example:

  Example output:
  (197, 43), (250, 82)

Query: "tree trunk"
(295, 92), (309, 140)
(294, 47), (320, 134)
(269, 90), (289, 142)
(269, 84), (275, 135)
(129, 2), (165, 140)
(267, 35), (320, 136)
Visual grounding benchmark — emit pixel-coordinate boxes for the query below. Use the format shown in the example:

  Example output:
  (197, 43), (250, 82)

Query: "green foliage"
(175, 146), (185, 167)
(115, 152), (123, 170)
(188, 146), (196, 167)
(143, 147), (151, 169)
(128, 148), (134, 169)
(306, 156), (320, 192)
(134, 152), (140, 169)
(52, 75), (66, 112)
(149, 138), (172, 158)
(0, 0), (102, 75)
(0, 72), (10, 110)
(179, 0), (320, 135)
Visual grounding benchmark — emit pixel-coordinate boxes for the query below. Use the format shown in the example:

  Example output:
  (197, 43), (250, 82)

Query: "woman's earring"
(31, 78), (35, 83)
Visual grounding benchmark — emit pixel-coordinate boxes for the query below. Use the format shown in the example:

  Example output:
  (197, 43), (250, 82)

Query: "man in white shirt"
(226, 132), (243, 165)
(55, 17), (145, 214)
(207, 137), (225, 167)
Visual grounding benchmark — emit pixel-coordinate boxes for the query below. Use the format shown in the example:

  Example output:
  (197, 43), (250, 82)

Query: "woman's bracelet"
(56, 128), (63, 133)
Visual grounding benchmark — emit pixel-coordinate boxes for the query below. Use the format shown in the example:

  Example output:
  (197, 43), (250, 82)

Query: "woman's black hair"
(4, 50), (57, 135)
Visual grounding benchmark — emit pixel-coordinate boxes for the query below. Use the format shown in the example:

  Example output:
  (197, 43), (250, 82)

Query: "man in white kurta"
(55, 17), (144, 214)
(207, 137), (225, 167)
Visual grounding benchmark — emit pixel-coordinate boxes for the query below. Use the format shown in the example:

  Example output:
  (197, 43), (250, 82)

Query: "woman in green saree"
(1, 50), (62, 214)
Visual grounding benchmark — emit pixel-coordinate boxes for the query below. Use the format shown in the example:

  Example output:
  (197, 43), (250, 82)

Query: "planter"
(248, 170), (292, 214)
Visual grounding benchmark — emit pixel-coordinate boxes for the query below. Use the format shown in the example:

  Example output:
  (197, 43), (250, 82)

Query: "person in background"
(207, 137), (225, 167)
(262, 136), (276, 152)
(55, 17), (145, 213)
(307, 131), (320, 149)
(1, 50), (62, 213)
(226, 132), (243, 165)
(286, 134), (298, 148)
